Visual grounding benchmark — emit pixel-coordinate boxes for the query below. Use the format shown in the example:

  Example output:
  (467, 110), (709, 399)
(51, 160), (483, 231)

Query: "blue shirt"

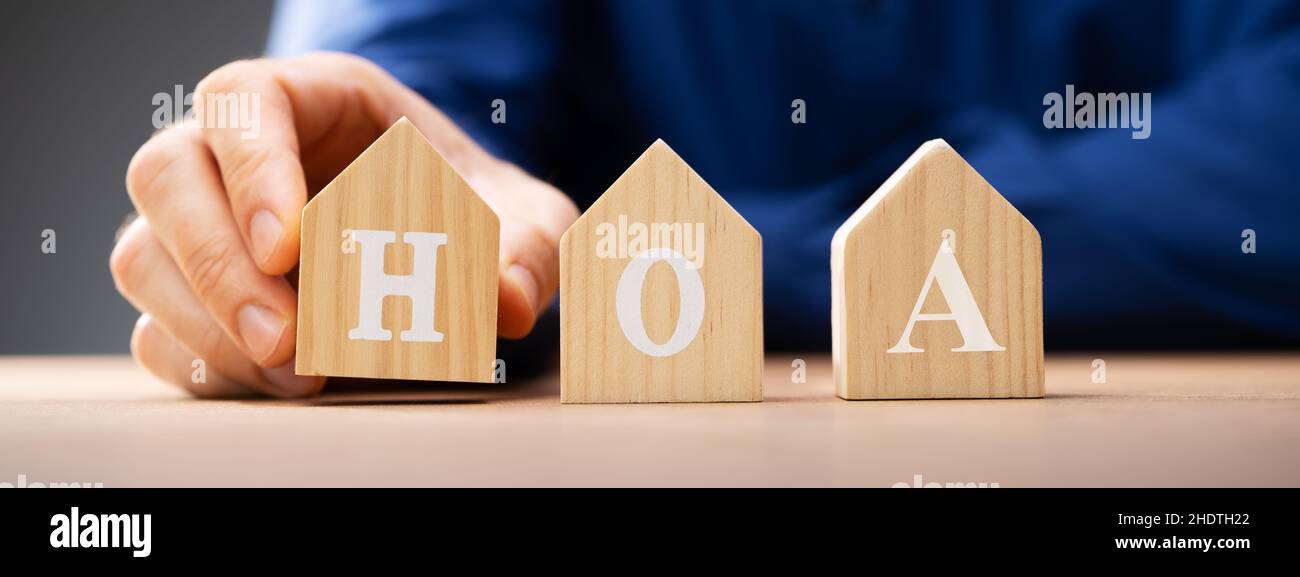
(269, 0), (1300, 349)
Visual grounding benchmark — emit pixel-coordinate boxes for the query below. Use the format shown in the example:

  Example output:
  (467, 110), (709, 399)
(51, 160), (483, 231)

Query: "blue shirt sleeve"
(266, 0), (561, 175)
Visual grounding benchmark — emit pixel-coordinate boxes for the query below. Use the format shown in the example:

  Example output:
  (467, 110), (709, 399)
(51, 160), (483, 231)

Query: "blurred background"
(2, 0), (1296, 355)
(0, 1), (273, 353)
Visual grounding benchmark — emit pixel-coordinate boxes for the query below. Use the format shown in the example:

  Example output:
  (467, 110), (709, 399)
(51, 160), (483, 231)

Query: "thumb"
(484, 170), (580, 339)
(497, 220), (558, 339)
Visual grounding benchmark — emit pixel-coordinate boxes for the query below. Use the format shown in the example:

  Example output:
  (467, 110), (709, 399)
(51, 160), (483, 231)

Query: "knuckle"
(347, 54), (388, 79)
(221, 144), (288, 200)
(512, 221), (560, 257)
(125, 128), (201, 203)
(181, 233), (243, 301)
(128, 317), (148, 363)
(195, 319), (242, 366)
(524, 222), (553, 250)
(501, 221), (561, 290)
(307, 51), (381, 76)
(195, 59), (265, 96)
(109, 226), (147, 296)
(131, 317), (217, 399)
(129, 316), (162, 374)
(554, 189), (581, 224)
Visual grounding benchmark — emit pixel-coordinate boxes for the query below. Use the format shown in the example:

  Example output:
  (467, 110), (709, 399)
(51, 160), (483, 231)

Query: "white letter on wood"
(888, 231), (1004, 353)
(348, 230), (448, 343)
(616, 248), (705, 357)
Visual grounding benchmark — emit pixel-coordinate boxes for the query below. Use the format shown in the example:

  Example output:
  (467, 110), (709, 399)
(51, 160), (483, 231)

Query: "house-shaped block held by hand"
(560, 140), (763, 403)
(296, 117), (499, 383)
(831, 139), (1043, 399)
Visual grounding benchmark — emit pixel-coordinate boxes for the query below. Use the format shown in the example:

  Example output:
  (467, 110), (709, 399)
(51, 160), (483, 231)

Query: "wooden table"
(1, 354), (1297, 487)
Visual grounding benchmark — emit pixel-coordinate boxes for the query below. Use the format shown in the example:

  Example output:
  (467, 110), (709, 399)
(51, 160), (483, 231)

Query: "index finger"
(193, 59), (307, 276)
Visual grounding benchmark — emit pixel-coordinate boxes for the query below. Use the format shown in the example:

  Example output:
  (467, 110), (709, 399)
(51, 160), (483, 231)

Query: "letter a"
(348, 229), (448, 342)
(887, 232), (1004, 353)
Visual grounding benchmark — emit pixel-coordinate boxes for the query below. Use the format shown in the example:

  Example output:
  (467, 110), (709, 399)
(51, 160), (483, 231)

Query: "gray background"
(0, 0), (274, 353)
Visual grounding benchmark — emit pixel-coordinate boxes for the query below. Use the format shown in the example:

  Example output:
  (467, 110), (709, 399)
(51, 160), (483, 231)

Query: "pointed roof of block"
(564, 139), (758, 241)
(303, 116), (495, 222)
(831, 139), (1038, 254)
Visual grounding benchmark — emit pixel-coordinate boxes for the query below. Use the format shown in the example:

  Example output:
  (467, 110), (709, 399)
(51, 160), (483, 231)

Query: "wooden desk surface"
(1, 354), (1297, 487)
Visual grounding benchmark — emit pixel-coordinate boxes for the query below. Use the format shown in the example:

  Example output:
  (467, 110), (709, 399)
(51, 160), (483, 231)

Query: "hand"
(111, 52), (579, 398)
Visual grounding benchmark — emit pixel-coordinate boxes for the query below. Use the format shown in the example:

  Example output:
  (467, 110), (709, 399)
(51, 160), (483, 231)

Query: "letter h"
(347, 230), (448, 342)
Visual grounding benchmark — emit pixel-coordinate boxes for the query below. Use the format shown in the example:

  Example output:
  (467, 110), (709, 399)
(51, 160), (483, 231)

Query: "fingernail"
(249, 209), (282, 266)
(261, 359), (321, 397)
(507, 264), (539, 314)
(237, 303), (286, 363)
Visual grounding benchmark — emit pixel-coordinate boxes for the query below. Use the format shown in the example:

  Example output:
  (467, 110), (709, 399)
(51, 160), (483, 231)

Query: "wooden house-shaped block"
(560, 140), (763, 403)
(831, 139), (1043, 399)
(296, 118), (499, 382)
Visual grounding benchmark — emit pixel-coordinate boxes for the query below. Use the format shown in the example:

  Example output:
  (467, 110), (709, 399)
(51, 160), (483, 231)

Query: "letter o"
(615, 248), (705, 357)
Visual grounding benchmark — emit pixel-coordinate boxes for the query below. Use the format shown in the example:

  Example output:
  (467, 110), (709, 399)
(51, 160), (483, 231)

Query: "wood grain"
(296, 118), (499, 383)
(559, 140), (763, 403)
(831, 139), (1044, 399)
